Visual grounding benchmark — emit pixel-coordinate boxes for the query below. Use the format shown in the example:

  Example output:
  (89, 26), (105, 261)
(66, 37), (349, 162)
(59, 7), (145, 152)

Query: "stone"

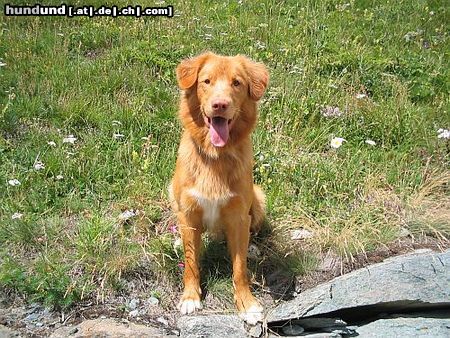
(128, 298), (139, 310)
(128, 309), (139, 317)
(156, 316), (169, 326)
(268, 250), (450, 322)
(248, 323), (262, 337)
(290, 229), (313, 240)
(49, 318), (167, 338)
(146, 296), (159, 306)
(178, 315), (250, 338)
(356, 317), (450, 337)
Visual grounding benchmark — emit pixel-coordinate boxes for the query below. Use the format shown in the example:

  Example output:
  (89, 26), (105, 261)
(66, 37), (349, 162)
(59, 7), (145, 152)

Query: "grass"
(0, 0), (449, 311)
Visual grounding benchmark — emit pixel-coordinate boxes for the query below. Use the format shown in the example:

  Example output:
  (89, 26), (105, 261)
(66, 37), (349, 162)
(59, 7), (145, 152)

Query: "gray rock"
(146, 296), (160, 306)
(356, 317), (450, 337)
(128, 309), (139, 317)
(178, 315), (250, 338)
(157, 316), (169, 326)
(268, 250), (450, 322)
(248, 323), (262, 337)
(128, 298), (139, 310)
(24, 312), (40, 322)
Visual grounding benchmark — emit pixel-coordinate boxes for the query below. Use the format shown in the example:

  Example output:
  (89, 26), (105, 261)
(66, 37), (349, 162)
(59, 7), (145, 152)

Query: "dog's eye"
(232, 79), (240, 87)
(204, 79), (210, 84)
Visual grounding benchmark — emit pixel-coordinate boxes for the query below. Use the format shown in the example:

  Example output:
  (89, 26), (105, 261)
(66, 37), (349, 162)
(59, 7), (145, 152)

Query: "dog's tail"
(250, 185), (266, 233)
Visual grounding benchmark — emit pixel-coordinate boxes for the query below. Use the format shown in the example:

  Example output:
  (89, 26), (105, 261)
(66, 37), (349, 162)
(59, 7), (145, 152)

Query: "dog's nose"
(211, 99), (229, 113)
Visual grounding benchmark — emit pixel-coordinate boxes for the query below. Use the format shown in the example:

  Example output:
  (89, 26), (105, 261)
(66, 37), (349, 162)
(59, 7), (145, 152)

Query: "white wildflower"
(11, 212), (23, 220)
(47, 141), (56, 147)
(118, 209), (139, 221)
(0, 61), (6, 67)
(255, 40), (266, 50)
(356, 93), (367, 99)
(174, 238), (182, 248)
(330, 137), (346, 149)
(63, 135), (77, 144)
(322, 106), (344, 118)
(288, 65), (302, 74)
(8, 179), (21, 186)
(437, 129), (450, 139)
(34, 161), (45, 171)
(56, 175), (64, 180)
(203, 33), (213, 40)
(365, 139), (376, 146)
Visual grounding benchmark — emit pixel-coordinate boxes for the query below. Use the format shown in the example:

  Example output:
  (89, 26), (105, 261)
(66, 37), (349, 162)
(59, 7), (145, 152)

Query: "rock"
(281, 324), (304, 335)
(156, 316), (169, 326)
(356, 317), (450, 337)
(49, 318), (168, 338)
(0, 325), (21, 337)
(146, 296), (160, 306)
(268, 250), (450, 322)
(178, 315), (251, 338)
(248, 323), (262, 337)
(248, 244), (261, 260)
(128, 309), (139, 317)
(128, 298), (140, 310)
(290, 229), (313, 240)
(24, 313), (40, 322)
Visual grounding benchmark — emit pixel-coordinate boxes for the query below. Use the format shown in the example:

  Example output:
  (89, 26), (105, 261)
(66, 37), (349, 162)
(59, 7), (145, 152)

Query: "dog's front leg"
(223, 197), (263, 325)
(177, 210), (203, 314)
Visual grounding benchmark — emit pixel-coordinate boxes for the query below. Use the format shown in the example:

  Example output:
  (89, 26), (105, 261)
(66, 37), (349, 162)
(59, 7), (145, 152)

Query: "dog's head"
(176, 52), (269, 148)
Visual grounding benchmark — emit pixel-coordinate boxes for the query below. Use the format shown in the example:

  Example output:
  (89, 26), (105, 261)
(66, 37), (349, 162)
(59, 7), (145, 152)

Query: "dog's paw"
(178, 288), (202, 315)
(239, 303), (264, 325)
(178, 298), (202, 315)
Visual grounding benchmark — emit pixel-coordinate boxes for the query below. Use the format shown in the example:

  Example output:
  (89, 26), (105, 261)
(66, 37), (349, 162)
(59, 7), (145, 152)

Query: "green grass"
(0, 0), (449, 310)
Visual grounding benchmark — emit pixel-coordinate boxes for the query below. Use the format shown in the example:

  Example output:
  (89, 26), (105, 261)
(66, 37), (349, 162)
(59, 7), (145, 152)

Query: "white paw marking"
(178, 299), (202, 315)
(239, 304), (264, 325)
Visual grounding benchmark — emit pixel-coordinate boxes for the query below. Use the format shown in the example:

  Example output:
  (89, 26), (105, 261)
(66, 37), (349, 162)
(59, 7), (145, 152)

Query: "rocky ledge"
(180, 249), (450, 337)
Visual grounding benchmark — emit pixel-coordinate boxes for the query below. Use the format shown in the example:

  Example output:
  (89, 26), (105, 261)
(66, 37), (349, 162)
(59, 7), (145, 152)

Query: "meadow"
(0, 0), (449, 313)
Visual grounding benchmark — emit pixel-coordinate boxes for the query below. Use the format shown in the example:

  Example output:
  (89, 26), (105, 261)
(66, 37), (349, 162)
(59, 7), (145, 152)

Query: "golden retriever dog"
(169, 52), (269, 324)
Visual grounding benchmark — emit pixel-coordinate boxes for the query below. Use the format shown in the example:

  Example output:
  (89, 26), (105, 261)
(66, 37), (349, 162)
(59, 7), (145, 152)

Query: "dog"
(169, 52), (269, 324)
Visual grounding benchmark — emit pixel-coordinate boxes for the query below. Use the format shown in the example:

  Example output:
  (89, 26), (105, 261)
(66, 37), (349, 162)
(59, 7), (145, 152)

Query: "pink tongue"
(209, 117), (229, 147)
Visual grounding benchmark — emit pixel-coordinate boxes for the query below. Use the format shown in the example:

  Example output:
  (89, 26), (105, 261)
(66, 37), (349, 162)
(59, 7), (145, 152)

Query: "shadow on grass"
(199, 220), (317, 304)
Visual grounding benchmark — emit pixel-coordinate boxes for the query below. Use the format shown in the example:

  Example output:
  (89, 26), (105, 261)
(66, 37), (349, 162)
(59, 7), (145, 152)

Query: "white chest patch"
(188, 188), (231, 232)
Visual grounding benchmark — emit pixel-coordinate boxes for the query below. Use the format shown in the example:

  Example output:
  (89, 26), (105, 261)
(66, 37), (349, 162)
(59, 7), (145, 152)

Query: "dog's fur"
(169, 52), (269, 324)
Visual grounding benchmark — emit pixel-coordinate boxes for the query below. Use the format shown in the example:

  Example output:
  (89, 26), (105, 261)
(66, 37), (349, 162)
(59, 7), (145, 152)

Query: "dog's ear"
(176, 53), (212, 90)
(241, 57), (269, 101)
